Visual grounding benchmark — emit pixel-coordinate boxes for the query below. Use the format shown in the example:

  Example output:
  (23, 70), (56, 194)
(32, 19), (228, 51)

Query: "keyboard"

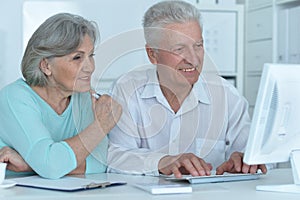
(165, 172), (262, 184)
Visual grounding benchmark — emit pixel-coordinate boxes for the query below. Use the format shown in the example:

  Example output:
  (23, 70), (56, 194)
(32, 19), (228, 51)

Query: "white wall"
(0, 0), (24, 89)
(0, 0), (164, 90)
(0, 0), (230, 90)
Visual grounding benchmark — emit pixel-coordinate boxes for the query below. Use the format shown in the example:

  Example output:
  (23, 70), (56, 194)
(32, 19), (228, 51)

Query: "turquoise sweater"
(0, 79), (107, 179)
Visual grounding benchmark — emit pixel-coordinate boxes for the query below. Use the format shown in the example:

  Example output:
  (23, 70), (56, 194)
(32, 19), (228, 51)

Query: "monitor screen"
(243, 63), (300, 193)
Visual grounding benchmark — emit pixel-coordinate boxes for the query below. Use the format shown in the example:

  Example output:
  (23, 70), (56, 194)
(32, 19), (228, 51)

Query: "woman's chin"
(73, 85), (91, 93)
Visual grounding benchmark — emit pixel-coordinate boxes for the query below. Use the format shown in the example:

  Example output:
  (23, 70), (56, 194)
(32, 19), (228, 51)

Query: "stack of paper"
(133, 182), (192, 194)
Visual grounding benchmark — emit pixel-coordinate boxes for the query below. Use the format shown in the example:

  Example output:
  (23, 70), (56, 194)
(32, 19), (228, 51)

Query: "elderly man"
(107, 0), (266, 177)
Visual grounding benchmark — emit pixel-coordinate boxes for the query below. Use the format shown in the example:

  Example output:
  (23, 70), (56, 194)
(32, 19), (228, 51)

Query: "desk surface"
(1, 168), (299, 200)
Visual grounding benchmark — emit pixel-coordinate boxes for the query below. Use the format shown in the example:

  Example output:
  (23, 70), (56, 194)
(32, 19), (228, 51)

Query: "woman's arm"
(0, 146), (32, 172)
(0, 85), (121, 179)
(65, 94), (122, 174)
(0, 146), (87, 176)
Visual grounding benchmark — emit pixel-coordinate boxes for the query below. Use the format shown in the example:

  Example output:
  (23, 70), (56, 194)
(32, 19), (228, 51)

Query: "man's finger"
(241, 163), (253, 174)
(182, 158), (201, 176)
(231, 152), (243, 172)
(216, 163), (226, 175)
(197, 159), (211, 176)
(259, 164), (268, 174)
(216, 160), (234, 175)
(171, 165), (183, 178)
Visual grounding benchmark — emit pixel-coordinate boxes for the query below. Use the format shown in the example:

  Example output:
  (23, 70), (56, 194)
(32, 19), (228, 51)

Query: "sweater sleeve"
(0, 82), (77, 179)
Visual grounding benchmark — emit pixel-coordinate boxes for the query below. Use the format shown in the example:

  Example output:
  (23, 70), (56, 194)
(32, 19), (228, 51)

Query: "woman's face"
(46, 35), (95, 93)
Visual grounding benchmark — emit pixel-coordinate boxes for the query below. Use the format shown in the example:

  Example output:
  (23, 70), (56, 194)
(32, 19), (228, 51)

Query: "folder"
(10, 175), (126, 192)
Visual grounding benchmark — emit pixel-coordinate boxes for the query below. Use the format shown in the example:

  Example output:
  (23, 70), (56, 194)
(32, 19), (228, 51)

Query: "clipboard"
(10, 175), (126, 192)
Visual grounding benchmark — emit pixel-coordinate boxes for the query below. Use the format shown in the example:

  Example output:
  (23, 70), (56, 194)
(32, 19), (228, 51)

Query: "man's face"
(149, 21), (204, 87)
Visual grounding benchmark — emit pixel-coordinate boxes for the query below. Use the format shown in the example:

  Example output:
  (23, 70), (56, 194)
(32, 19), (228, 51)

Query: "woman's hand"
(0, 146), (32, 172)
(93, 94), (122, 134)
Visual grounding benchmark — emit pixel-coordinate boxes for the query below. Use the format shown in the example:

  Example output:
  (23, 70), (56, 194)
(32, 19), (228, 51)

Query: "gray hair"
(22, 13), (100, 86)
(142, 0), (202, 46)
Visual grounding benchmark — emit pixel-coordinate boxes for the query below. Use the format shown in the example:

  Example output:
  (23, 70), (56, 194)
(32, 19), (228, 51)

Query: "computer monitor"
(244, 63), (300, 193)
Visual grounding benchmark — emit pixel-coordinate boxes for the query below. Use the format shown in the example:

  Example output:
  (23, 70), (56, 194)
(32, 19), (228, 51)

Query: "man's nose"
(183, 48), (199, 67)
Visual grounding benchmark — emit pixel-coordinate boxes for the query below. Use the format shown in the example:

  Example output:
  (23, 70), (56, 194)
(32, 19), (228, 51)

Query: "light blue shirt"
(0, 79), (107, 179)
(108, 68), (251, 175)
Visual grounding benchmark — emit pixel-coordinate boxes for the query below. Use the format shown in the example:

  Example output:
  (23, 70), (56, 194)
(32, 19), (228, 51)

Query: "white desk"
(1, 168), (299, 200)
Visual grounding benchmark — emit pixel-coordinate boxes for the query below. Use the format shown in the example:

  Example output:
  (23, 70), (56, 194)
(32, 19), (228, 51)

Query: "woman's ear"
(39, 58), (52, 76)
(145, 44), (158, 64)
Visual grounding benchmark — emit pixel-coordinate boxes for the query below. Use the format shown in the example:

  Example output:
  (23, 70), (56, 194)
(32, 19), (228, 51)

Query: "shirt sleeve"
(107, 80), (166, 176)
(224, 83), (251, 159)
(0, 85), (77, 179)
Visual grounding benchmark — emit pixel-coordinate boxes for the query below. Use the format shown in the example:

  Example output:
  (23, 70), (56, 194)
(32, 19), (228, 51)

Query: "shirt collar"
(192, 75), (211, 105)
(140, 68), (211, 105)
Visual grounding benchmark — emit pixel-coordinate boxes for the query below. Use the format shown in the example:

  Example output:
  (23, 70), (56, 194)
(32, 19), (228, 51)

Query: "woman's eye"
(90, 53), (95, 57)
(73, 55), (81, 60)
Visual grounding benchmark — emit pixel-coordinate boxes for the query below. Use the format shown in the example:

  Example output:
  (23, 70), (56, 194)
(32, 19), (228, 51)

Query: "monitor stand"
(256, 149), (300, 193)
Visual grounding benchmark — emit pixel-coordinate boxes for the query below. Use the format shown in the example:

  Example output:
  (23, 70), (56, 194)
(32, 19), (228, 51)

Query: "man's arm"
(107, 71), (213, 177)
(107, 76), (161, 175)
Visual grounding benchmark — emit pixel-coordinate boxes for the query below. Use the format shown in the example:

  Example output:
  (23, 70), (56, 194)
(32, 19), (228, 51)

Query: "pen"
(83, 181), (126, 189)
(84, 182), (111, 189)
(92, 93), (101, 100)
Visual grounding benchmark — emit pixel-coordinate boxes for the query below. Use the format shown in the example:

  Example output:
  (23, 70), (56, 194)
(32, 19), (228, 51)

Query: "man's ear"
(145, 44), (158, 64)
(39, 58), (52, 76)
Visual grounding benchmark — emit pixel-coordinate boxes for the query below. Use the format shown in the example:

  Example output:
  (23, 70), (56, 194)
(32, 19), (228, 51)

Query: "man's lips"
(178, 67), (197, 72)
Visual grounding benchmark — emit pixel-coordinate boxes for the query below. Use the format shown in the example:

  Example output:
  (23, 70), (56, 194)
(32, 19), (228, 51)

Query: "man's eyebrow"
(172, 43), (185, 46)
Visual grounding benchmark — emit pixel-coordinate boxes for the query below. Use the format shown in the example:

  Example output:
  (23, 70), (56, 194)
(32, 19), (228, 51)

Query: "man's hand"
(0, 146), (32, 172)
(216, 151), (267, 175)
(158, 153), (212, 178)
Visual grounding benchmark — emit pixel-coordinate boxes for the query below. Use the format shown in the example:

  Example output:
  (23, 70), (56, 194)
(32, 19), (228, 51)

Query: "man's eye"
(173, 47), (184, 54)
(195, 43), (203, 48)
(90, 53), (95, 57)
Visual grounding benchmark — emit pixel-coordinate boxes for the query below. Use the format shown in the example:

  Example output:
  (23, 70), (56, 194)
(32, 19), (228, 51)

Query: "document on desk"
(133, 182), (192, 195)
(165, 173), (262, 184)
(10, 175), (126, 192)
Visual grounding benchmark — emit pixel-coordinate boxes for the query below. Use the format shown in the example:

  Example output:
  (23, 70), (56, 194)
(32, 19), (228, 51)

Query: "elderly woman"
(0, 13), (122, 179)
